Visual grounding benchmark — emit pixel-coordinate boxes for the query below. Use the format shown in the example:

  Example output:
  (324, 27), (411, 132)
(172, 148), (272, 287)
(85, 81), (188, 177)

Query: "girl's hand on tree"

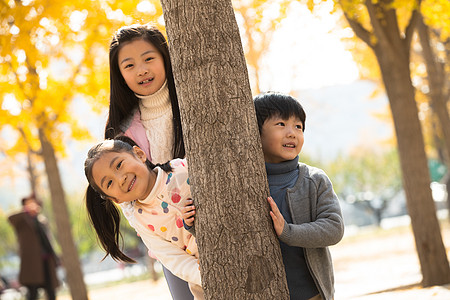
(268, 197), (285, 236)
(182, 198), (196, 227)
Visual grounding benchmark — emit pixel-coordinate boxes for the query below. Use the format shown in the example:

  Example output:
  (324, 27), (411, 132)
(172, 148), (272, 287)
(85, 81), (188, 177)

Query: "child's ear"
(133, 146), (147, 162)
(101, 194), (120, 204)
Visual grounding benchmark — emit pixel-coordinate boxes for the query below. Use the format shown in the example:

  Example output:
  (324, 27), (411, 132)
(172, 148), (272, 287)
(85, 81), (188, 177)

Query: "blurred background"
(0, 0), (449, 299)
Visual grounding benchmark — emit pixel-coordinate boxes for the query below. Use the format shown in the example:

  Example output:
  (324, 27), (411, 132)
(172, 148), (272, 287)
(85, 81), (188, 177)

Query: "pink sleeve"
(124, 110), (152, 161)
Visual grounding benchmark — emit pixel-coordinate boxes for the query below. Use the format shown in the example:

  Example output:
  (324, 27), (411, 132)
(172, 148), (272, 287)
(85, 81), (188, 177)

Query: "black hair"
(105, 23), (185, 159)
(84, 137), (171, 263)
(21, 194), (41, 207)
(253, 92), (306, 133)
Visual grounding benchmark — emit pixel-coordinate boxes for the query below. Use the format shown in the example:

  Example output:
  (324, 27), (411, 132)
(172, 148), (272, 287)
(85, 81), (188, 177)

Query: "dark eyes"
(106, 160), (123, 189)
(275, 122), (302, 130)
(122, 57), (154, 69)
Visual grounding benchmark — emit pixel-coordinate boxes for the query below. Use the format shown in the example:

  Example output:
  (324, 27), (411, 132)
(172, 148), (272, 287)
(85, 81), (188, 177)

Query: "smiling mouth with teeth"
(283, 144), (295, 148)
(128, 177), (136, 191)
(139, 78), (153, 84)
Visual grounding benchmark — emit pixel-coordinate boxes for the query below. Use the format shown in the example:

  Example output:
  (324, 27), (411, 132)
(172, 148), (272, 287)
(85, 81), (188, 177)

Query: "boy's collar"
(265, 156), (299, 175)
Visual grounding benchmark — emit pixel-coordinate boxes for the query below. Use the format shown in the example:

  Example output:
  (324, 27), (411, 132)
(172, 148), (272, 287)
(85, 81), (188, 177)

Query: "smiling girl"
(85, 138), (203, 299)
(102, 23), (192, 299)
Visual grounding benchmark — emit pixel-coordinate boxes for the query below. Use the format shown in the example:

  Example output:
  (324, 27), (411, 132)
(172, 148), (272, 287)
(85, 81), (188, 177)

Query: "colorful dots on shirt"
(161, 201), (169, 213)
(176, 218), (183, 228)
(160, 226), (167, 232)
(172, 193), (181, 203)
(187, 178), (190, 185)
(148, 224), (155, 231)
(166, 173), (173, 184)
(171, 188), (181, 203)
(138, 208), (143, 214)
(186, 249), (192, 255)
(172, 236), (178, 242)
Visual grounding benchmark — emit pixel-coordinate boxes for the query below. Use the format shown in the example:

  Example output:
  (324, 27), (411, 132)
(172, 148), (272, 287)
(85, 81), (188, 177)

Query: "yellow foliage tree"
(0, 0), (163, 298)
(415, 3), (450, 214)
(304, 0), (450, 287)
(232, 0), (291, 94)
(341, 0), (450, 172)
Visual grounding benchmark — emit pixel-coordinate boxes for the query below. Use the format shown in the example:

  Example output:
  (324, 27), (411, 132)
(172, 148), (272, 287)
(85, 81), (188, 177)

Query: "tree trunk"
(18, 127), (39, 196)
(417, 19), (450, 165)
(26, 150), (38, 197)
(160, 1), (289, 299)
(417, 15), (450, 220)
(38, 128), (89, 300)
(342, 1), (450, 286)
(372, 32), (450, 288)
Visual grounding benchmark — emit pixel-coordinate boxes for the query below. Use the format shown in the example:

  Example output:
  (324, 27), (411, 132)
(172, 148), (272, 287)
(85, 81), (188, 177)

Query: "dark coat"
(8, 212), (60, 288)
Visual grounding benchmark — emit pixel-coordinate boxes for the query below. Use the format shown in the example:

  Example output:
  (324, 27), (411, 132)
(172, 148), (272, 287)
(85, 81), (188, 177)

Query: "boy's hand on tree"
(182, 198), (196, 227)
(268, 197), (285, 236)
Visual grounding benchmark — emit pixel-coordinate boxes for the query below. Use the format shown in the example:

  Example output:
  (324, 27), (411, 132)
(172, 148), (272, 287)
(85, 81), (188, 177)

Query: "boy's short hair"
(253, 92), (306, 133)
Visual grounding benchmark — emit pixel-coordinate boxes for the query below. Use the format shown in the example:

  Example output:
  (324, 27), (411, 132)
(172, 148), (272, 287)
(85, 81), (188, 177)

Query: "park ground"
(57, 220), (450, 300)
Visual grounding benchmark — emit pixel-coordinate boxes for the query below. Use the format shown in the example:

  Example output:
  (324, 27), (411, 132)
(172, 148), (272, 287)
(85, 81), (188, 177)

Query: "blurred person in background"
(8, 194), (60, 300)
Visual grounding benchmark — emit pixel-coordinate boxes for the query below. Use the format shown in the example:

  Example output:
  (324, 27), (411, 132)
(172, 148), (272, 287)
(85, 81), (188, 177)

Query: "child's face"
(260, 115), (304, 163)
(118, 39), (166, 96)
(92, 148), (153, 203)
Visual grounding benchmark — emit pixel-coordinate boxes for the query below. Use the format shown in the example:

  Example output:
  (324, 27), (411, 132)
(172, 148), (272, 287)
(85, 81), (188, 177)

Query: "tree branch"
(7, 61), (33, 101)
(404, 1), (422, 51)
(365, 0), (390, 48)
(342, 10), (373, 48)
(18, 126), (42, 155)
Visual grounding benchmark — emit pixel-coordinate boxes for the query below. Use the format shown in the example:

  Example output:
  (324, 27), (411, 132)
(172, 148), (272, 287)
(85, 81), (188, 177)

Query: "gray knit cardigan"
(279, 162), (344, 300)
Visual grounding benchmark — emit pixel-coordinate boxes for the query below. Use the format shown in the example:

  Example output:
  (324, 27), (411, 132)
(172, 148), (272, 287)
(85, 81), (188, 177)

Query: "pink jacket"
(122, 109), (152, 161)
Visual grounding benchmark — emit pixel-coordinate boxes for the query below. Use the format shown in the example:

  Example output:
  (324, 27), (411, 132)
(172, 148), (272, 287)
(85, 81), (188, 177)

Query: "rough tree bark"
(38, 128), (88, 300)
(417, 17), (450, 162)
(416, 14), (450, 219)
(342, 0), (450, 286)
(160, 0), (289, 299)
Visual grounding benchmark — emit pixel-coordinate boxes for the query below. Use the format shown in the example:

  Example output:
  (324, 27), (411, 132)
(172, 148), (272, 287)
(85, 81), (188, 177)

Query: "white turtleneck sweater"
(136, 80), (174, 164)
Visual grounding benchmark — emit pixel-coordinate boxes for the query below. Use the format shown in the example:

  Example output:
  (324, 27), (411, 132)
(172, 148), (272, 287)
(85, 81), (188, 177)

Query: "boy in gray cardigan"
(182, 92), (344, 300)
(254, 92), (344, 300)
